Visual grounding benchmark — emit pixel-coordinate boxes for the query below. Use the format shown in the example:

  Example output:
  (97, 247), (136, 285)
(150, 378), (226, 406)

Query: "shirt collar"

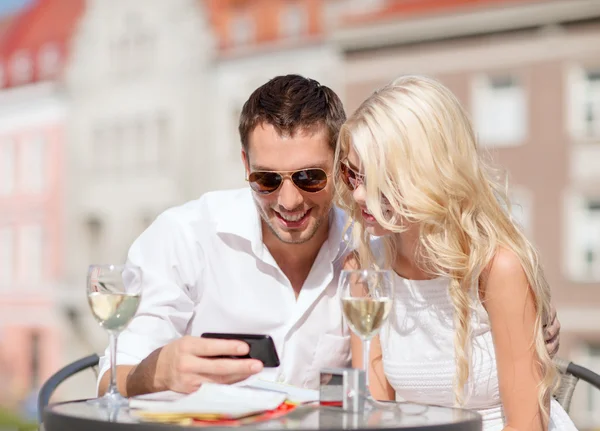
(327, 206), (352, 264)
(215, 188), (351, 264)
(215, 188), (264, 257)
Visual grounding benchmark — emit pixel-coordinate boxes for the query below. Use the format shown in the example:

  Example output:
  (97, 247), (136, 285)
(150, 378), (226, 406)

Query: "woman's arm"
(482, 248), (546, 431)
(350, 333), (395, 400)
(343, 253), (395, 401)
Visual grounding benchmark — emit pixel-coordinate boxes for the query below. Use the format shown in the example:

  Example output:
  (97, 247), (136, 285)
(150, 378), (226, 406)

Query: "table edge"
(43, 399), (483, 431)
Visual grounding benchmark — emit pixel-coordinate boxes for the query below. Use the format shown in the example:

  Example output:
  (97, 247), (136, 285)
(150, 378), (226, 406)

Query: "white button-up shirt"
(98, 188), (352, 390)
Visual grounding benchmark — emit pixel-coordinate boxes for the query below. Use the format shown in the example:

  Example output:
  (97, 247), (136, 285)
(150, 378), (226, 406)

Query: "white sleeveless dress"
(379, 273), (578, 431)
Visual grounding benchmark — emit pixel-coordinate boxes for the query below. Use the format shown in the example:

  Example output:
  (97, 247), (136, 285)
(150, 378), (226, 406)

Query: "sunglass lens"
(248, 172), (282, 194)
(340, 164), (357, 190)
(292, 169), (328, 193)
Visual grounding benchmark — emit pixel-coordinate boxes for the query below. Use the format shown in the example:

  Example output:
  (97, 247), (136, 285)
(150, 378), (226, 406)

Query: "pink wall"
(0, 322), (60, 400)
(0, 121), (64, 402)
(0, 124), (64, 277)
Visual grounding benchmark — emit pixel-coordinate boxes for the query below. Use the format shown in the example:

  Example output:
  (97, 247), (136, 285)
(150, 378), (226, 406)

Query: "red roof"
(202, 0), (327, 53)
(0, 14), (17, 40)
(342, 0), (548, 26)
(0, 0), (85, 89)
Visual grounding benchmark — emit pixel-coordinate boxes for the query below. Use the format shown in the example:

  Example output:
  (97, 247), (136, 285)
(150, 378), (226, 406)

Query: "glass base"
(363, 395), (381, 411)
(362, 395), (405, 412)
(87, 391), (129, 409)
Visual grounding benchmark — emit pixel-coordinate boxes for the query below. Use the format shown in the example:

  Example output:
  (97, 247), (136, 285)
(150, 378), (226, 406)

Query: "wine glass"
(339, 269), (394, 399)
(86, 264), (143, 408)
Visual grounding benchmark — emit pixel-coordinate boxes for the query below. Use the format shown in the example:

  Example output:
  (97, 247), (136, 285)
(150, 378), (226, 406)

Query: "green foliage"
(0, 407), (38, 431)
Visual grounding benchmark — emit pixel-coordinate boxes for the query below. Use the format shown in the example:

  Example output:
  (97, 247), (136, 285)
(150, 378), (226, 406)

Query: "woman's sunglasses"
(247, 168), (329, 195)
(340, 162), (365, 191)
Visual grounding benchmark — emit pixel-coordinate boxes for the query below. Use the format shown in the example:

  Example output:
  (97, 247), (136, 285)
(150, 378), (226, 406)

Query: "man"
(98, 75), (560, 397)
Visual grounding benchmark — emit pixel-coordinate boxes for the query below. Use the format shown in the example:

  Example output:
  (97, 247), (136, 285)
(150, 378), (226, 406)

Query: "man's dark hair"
(239, 74), (346, 153)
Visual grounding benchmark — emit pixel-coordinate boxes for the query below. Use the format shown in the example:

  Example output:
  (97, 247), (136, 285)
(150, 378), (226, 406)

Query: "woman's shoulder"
(480, 247), (529, 303)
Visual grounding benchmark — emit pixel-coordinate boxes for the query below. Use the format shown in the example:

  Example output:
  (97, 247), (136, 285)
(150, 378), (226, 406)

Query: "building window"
(134, 117), (146, 171)
(0, 226), (14, 286)
(38, 42), (61, 79)
(584, 71), (600, 138)
(18, 224), (44, 285)
(583, 199), (600, 278)
(110, 37), (126, 73)
(30, 330), (41, 389)
(19, 134), (45, 193)
(87, 217), (103, 265)
(231, 106), (242, 159)
(565, 194), (600, 281)
(281, 3), (308, 38)
(11, 50), (33, 84)
(143, 113), (166, 171)
(93, 124), (123, 174)
(577, 344), (600, 425)
(112, 123), (125, 174)
(141, 214), (154, 232)
(155, 114), (167, 168)
(110, 14), (155, 77)
(92, 127), (107, 172)
(230, 12), (255, 46)
(472, 74), (527, 147)
(568, 66), (600, 140)
(121, 123), (137, 173)
(95, 115), (166, 175)
(0, 138), (16, 195)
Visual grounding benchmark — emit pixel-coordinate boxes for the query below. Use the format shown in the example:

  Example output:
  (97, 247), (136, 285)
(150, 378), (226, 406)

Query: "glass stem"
(108, 331), (119, 396)
(363, 337), (371, 390)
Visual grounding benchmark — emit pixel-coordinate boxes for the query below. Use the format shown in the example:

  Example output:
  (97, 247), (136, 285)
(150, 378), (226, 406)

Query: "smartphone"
(200, 333), (280, 367)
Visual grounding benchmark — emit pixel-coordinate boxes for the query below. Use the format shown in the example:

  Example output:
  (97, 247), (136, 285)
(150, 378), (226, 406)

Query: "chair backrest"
(37, 353), (100, 424)
(553, 357), (600, 414)
(554, 357), (579, 413)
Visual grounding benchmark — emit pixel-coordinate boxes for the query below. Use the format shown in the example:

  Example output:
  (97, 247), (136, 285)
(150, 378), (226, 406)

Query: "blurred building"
(55, 0), (216, 400)
(0, 0), (348, 406)
(0, 0), (83, 413)
(64, 0), (214, 273)
(333, 0), (600, 426)
(204, 0), (345, 191)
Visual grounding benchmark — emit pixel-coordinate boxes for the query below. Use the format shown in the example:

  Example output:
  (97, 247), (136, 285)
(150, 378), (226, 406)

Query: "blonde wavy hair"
(335, 75), (557, 421)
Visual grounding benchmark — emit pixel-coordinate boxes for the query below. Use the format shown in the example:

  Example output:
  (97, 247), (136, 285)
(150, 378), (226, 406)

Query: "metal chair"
(37, 353), (99, 423)
(554, 357), (600, 413)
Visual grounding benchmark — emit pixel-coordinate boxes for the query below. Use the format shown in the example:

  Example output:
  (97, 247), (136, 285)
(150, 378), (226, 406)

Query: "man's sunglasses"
(340, 162), (365, 191)
(247, 168), (329, 195)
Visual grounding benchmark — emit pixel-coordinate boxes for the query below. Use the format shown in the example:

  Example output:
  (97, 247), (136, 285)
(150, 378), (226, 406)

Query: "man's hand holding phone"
(133, 335), (265, 395)
(114, 333), (280, 397)
(200, 333), (280, 367)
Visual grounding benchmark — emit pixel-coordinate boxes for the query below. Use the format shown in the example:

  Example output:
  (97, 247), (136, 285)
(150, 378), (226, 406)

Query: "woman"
(336, 75), (577, 431)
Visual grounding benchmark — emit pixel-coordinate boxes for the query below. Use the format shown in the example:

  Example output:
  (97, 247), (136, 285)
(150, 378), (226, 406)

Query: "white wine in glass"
(88, 292), (141, 332)
(339, 269), (394, 392)
(341, 296), (392, 339)
(87, 264), (142, 408)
